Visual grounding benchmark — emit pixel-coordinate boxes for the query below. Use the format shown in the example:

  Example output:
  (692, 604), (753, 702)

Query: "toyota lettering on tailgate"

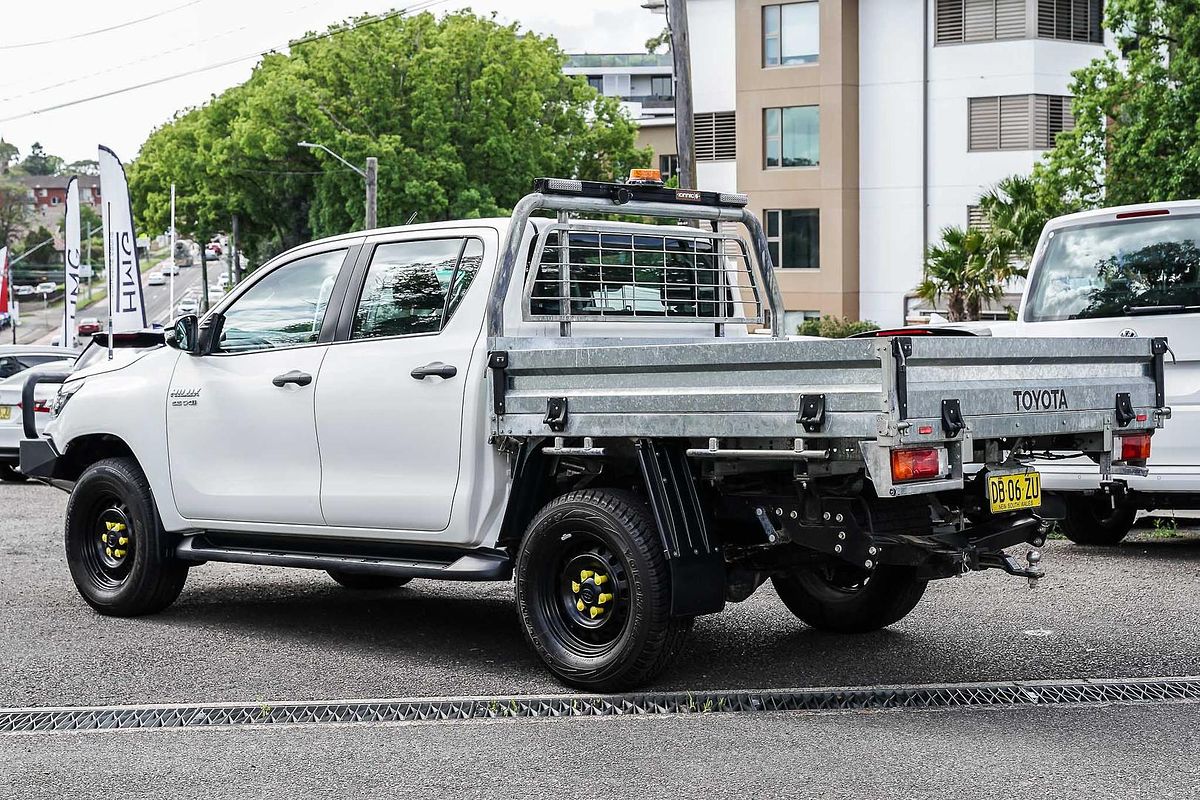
(1012, 389), (1069, 412)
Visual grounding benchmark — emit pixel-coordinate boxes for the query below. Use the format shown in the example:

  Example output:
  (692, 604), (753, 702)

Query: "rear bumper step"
(175, 537), (512, 581)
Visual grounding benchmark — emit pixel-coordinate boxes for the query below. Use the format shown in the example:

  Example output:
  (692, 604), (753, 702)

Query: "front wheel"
(773, 564), (927, 633)
(64, 457), (189, 616)
(514, 489), (692, 692)
(1060, 494), (1136, 546)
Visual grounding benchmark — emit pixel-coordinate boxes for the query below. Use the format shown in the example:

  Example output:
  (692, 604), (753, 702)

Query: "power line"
(0, 0), (330, 101)
(0, 0), (449, 123)
(0, 1), (204, 51)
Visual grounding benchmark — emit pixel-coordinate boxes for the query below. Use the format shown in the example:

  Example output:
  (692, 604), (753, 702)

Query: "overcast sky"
(0, 0), (662, 165)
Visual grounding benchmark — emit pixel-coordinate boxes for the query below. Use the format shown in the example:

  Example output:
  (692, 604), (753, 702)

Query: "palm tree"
(978, 173), (1048, 259)
(916, 225), (1018, 322)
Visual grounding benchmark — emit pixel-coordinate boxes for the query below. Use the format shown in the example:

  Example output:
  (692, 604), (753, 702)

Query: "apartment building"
(563, 53), (679, 180)
(684, 0), (1107, 329)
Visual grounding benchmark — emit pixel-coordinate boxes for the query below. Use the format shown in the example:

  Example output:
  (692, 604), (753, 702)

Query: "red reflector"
(918, 425), (934, 435)
(891, 448), (942, 482)
(1115, 208), (1170, 219)
(33, 402), (52, 414)
(1119, 433), (1151, 461)
(1136, 413), (1147, 422)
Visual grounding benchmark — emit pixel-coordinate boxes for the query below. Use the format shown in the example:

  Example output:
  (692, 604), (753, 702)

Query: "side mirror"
(168, 315), (199, 352)
(196, 312), (225, 356)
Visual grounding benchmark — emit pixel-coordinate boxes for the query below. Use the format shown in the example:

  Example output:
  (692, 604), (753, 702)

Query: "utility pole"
(666, 0), (696, 191)
(231, 213), (241, 284)
(199, 234), (210, 313)
(365, 157), (378, 229)
(169, 183), (176, 323)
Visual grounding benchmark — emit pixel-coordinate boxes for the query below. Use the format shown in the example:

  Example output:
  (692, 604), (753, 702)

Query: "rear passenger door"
(315, 233), (489, 532)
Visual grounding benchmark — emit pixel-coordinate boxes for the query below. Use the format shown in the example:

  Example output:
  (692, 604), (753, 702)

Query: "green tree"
(18, 142), (63, 176)
(0, 140), (18, 173)
(796, 315), (878, 338)
(916, 226), (1021, 322)
(130, 11), (649, 265)
(0, 176), (30, 247)
(977, 173), (1052, 259)
(64, 159), (100, 176)
(645, 27), (671, 54)
(1037, 0), (1200, 207)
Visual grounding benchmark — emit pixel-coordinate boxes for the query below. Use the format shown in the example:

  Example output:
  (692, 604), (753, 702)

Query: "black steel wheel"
(773, 563), (927, 634)
(515, 489), (692, 691)
(1060, 494), (1136, 546)
(65, 457), (188, 616)
(326, 571), (412, 590)
(0, 463), (28, 482)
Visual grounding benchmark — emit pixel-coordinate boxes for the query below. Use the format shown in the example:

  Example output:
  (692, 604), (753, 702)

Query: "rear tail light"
(32, 400), (52, 414)
(891, 447), (947, 482)
(1118, 433), (1151, 461)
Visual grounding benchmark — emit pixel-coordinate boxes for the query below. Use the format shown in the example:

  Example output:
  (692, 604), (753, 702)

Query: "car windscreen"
(1024, 214), (1200, 322)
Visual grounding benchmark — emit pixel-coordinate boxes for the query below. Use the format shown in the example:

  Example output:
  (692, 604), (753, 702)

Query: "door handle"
(272, 370), (313, 387)
(410, 362), (458, 380)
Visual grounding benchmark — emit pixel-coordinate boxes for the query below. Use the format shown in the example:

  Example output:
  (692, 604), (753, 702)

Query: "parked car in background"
(147, 271), (166, 286)
(983, 201), (1193, 544)
(35, 282), (57, 295)
(163, 263), (180, 277)
(77, 317), (102, 336)
(0, 346), (80, 481)
(175, 297), (199, 316)
(15, 285), (35, 297)
(206, 243), (222, 257)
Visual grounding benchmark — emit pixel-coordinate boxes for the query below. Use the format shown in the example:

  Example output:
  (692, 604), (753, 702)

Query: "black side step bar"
(176, 537), (512, 581)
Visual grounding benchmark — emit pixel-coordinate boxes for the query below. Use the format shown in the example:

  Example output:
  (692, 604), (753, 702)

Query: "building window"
(586, 76), (603, 92)
(764, 106), (819, 168)
(763, 2), (819, 67)
(967, 205), (990, 230)
(650, 75), (673, 98)
(659, 154), (679, 180)
(765, 209), (820, 269)
(1038, 0), (1103, 43)
(936, 0), (1030, 44)
(50, 196), (60, 205)
(695, 111), (737, 161)
(602, 73), (631, 97)
(968, 94), (1074, 150)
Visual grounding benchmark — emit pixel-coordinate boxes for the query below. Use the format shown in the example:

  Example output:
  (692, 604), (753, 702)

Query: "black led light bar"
(531, 177), (749, 208)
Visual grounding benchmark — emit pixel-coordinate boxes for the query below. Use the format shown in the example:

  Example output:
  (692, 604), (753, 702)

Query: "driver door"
(167, 246), (353, 525)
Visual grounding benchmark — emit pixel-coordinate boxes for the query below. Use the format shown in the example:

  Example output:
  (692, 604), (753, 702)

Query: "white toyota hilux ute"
(991, 200), (1200, 545)
(19, 175), (1167, 690)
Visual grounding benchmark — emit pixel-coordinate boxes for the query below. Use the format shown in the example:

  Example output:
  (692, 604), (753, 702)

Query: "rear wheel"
(515, 489), (692, 692)
(64, 457), (188, 616)
(326, 571), (411, 590)
(1060, 494), (1136, 546)
(0, 463), (28, 483)
(773, 564), (928, 633)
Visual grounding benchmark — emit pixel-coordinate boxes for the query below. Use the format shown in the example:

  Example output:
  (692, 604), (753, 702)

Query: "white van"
(1009, 200), (1200, 543)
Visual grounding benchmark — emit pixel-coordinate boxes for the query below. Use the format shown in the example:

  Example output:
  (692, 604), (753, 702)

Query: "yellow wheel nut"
(104, 522), (115, 531)
(571, 581), (581, 593)
(576, 599), (585, 612)
(105, 547), (113, 557)
(594, 574), (608, 586)
(580, 570), (594, 581)
(101, 534), (108, 544)
(589, 606), (604, 618)
(598, 593), (613, 605)
(118, 537), (129, 546)
(114, 549), (126, 558)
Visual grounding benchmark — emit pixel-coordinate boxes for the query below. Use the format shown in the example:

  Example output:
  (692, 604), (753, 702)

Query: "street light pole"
(664, 0), (696, 191)
(297, 141), (377, 230)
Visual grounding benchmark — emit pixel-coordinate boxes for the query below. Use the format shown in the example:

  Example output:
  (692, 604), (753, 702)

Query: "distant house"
(15, 175), (102, 230)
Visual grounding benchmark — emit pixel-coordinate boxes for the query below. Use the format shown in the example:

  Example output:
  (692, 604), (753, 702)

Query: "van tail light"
(1118, 433), (1151, 461)
(891, 447), (947, 482)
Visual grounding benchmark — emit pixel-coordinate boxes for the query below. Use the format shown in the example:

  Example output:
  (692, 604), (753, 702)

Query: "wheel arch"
(56, 433), (139, 483)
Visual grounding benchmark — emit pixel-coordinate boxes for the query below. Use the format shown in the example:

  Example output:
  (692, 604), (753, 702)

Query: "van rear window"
(1024, 215), (1200, 321)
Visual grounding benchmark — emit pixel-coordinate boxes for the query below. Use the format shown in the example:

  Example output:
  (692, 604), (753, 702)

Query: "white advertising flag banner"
(98, 146), (146, 333)
(62, 176), (81, 347)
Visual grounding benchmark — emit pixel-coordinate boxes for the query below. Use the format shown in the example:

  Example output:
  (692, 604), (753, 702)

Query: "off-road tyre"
(515, 489), (693, 692)
(1060, 494), (1136, 546)
(773, 496), (931, 633)
(64, 457), (188, 616)
(0, 463), (28, 482)
(326, 571), (412, 590)
(773, 565), (928, 633)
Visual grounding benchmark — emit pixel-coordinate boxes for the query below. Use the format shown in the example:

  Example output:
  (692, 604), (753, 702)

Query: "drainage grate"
(2, 676), (1198, 734)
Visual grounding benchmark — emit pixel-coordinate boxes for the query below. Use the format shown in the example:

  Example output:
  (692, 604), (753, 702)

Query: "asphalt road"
(2, 481), (1197, 797)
